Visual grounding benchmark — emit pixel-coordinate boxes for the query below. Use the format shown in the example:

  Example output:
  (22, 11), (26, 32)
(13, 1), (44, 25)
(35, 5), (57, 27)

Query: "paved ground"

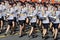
(0, 30), (60, 40)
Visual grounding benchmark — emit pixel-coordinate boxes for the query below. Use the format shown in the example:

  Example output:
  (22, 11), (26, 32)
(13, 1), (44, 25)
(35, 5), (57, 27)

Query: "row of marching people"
(0, 1), (60, 40)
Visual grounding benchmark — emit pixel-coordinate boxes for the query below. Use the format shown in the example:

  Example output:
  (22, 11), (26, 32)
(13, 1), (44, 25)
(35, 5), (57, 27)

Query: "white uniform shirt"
(30, 10), (37, 23)
(7, 14), (14, 20)
(42, 14), (49, 23)
(18, 8), (27, 20)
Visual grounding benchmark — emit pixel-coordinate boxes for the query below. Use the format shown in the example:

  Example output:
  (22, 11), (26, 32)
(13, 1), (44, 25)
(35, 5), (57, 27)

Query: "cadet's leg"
(54, 28), (58, 39)
(29, 27), (34, 36)
(19, 20), (25, 37)
(5, 25), (10, 35)
(11, 21), (15, 34)
(50, 22), (52, 29)
(0, 20), (3, 32)
(36, 19), (39, 25)
(42, 28), (47, 37)
(52, 27), (54, 36)
(5, 20), (11, 35)
(58, 24), (60, 29)
(42, 24), (48, 38)
(39, 20), (42, 27)
(26, 17), (29, 24)
(19, 25), (22, 36)
(19, 24), (24, 37)
(12, 21), (15, 29)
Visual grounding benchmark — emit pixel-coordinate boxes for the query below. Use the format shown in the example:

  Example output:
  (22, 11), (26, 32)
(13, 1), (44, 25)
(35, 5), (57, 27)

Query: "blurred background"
(0, 0), (60, 4)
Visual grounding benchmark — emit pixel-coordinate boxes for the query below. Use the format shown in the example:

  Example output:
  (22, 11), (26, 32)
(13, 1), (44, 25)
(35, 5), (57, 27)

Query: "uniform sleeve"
(56, 11), (60, 17)
(32, 10), (37, 16)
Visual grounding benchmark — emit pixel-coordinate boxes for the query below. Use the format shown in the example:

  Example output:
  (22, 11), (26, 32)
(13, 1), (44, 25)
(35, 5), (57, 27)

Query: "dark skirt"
(43, 23), (50, 29)
(31, 22), (36, 28)
(8, 20), (14, 26)
(52, 23), (59, 29)
(18, 20), (25, 26)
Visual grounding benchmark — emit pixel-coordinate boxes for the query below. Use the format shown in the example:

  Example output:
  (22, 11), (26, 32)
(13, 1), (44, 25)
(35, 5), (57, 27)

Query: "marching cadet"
(17, 5), (23, 37)
(28, 6), (37, 38)
(10, 3), (18, 34)
(0, 2), (5, 33)
(18, 5), (27, 37)
(38, 5), (45, 33)
(42, 6), (50, 38)
(5, 4), (15, 35)
(1, 2), (7, 34)
(51, 6), (59, 40)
